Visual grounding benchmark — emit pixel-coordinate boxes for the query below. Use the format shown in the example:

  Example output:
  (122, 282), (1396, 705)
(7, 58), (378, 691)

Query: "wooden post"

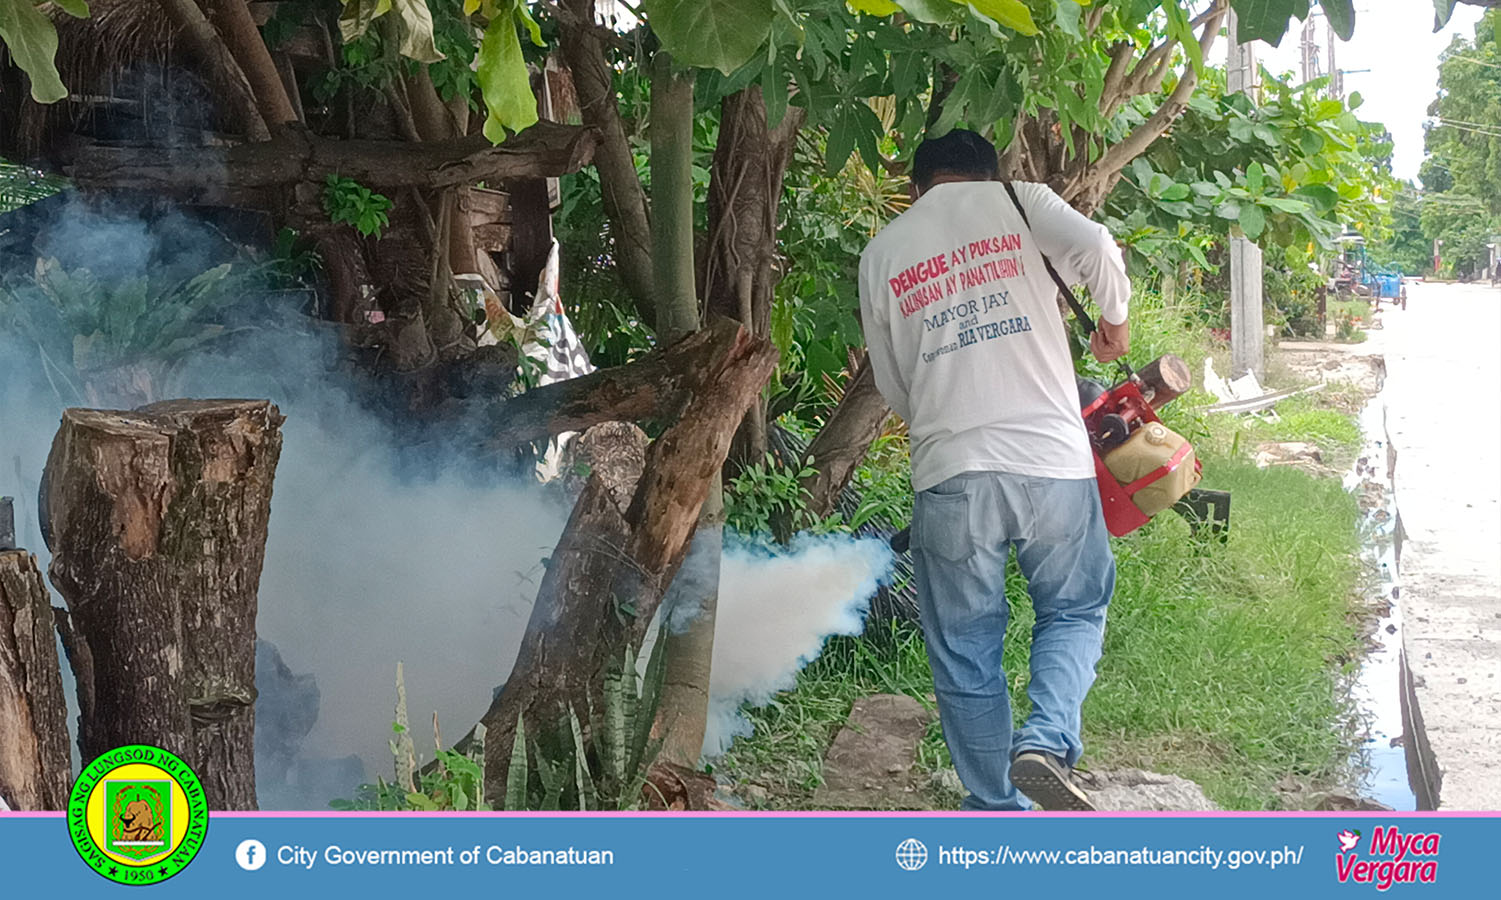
(0, 548), (72, 810)
(43, 400), (284, 810)
(1227, 10), (1265, 381)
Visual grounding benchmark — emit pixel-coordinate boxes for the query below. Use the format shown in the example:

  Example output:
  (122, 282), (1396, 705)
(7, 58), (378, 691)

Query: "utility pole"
(1227, 10), (1264, 380)
(1327, 14), (1343, 100)
(1300, 17), (1319, 84)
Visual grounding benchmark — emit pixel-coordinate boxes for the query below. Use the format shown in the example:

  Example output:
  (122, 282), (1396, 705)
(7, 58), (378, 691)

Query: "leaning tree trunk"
(43, 400), (283, 810)
(796, 353), (892, 524)
(481, 322), (777, 806)
(0, 548), (71, 810)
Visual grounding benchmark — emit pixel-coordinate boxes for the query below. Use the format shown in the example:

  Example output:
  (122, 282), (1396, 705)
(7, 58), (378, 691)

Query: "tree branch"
(1085, 5), (1229, 194)
(62, 122), (598, 202)
(556, 0), (656, 320)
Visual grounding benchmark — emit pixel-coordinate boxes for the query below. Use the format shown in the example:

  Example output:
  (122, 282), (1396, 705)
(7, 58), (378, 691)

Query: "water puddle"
(1344, 397), (1417, 810)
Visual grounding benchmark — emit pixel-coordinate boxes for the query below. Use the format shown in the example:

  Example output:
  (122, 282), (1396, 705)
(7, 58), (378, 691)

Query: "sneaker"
(1009, 751), (1095, 811)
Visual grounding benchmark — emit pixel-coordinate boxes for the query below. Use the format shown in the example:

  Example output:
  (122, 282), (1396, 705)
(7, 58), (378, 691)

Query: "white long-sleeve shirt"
(858, 180), (1130, 491)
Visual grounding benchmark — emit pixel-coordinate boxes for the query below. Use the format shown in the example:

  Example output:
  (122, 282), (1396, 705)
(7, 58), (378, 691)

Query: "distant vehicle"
(1334, 231), (1407, 309)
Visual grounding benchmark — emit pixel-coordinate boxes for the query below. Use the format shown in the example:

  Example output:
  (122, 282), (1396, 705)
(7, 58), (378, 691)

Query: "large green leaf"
(477, 6), (539, 143)
(1228, 0), (1310, 47)
(390, 0), (444, 63)
(1239, 202), (1266, 239)
(956, 0), (1039, 35)
(1433, 0), (1458, 31)
(642, 0), (775, 76)
(1322, 0), (1354, 41)
(1053, 0), (1083, 39)
(0, 0), (69, 103)
(1230, 1), (1355, 45)
(848, 0), (902, 14)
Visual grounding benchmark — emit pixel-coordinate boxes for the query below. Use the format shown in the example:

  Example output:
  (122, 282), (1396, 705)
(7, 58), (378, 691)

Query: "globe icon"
(895, 838), (928, 871)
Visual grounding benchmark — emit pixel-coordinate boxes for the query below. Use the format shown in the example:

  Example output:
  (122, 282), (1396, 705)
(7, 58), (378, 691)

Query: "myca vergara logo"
(68, 745), (208, 885)
(1335, 826), (1440, 891)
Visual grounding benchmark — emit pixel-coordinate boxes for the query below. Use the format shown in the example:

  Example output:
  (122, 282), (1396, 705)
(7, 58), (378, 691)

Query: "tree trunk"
(481, 324), (777, 806)
(0, 549), (71, 811)
(151, 0), (270, 141)
(704, 88), (804, 467)
(43, 400), (284, 810)
(203, 0), (300, 129)
(652, 497), (721, 765)
(797, 354), (892, 521)
(556, 0), (656, 319)
(644, 51), (723, 767)
(649, 53), (698, 341)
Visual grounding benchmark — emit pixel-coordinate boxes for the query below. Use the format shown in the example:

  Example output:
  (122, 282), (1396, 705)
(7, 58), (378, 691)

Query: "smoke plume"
(0, 197), (895, 808)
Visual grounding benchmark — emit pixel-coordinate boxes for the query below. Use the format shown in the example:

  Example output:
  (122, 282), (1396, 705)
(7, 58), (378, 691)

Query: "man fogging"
(858, 130), (1130, 811)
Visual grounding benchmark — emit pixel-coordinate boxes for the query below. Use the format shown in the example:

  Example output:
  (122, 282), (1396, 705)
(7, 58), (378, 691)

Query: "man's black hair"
(912, 129), (1000, 191)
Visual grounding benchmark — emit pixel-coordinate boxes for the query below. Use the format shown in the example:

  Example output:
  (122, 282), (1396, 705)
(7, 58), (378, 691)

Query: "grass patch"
(1192, 393), (1365, 469)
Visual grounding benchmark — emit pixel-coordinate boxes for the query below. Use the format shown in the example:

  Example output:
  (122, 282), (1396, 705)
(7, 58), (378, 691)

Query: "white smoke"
(0, 198), (896, 807)
(703, 534), (895, 756)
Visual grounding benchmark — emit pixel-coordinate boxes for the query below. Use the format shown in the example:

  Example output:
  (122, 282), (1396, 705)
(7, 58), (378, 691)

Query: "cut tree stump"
(44, 399), (284, 810)
(481, 322), (777, 807)
(0, 549), (71, 810)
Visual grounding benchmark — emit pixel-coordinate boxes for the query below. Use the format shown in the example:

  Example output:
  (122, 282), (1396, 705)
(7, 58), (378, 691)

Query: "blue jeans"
(912, 471), (1115, 811)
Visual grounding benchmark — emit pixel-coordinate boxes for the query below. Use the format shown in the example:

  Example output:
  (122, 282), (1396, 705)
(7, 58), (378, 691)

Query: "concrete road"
(1378, 281), (1501, 810)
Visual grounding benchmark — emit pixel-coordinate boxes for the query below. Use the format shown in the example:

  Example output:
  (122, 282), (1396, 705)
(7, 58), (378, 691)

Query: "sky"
(1257, 4), (1486, 184)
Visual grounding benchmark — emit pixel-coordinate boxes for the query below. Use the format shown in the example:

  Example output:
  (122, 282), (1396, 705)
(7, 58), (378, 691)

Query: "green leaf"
(848, 0), (902, 13)
(642, 0), (775, 76)
(514, 0), (544, 47)
(477, 10), (540, 144)
(1239, 203), (1266, 240)
(1163, 2), (1205, 78)
(1053, 0), (1082, 38)
(1434, 0), (1458, 30)
(1322, 0), (1355, 41)
(1298, 130), (1325, 157)
(0, 0), (69, 103)
(1246, 161), (1265, 194)
(956, 0), (1039, 35)
(894, 0), (960, 24)
(1228, 0), (1312, 47)
(1294, 183), (1339, 212)
(1260, 196), (1310, 213)
(51, 0), (88, 17)
(1160, 183), (1191, 201)
(390, 0), (445, 63)
(825, 107), (857, 175)
(505, 714), (528, 810)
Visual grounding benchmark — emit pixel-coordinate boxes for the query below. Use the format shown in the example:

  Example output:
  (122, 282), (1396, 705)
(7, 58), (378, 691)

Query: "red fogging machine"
(1076, 356), (1200, 537)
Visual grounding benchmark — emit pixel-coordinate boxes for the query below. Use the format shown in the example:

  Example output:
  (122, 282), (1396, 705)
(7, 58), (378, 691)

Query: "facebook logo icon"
(236, 839), (268, 871)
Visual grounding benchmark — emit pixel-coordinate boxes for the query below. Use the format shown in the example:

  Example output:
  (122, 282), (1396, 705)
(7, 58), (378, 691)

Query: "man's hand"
(1090, 317), (1129, 364)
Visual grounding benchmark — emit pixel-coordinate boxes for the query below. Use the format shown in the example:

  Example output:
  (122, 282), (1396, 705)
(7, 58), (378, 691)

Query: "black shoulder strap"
(1001, 181), (1097, 336)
